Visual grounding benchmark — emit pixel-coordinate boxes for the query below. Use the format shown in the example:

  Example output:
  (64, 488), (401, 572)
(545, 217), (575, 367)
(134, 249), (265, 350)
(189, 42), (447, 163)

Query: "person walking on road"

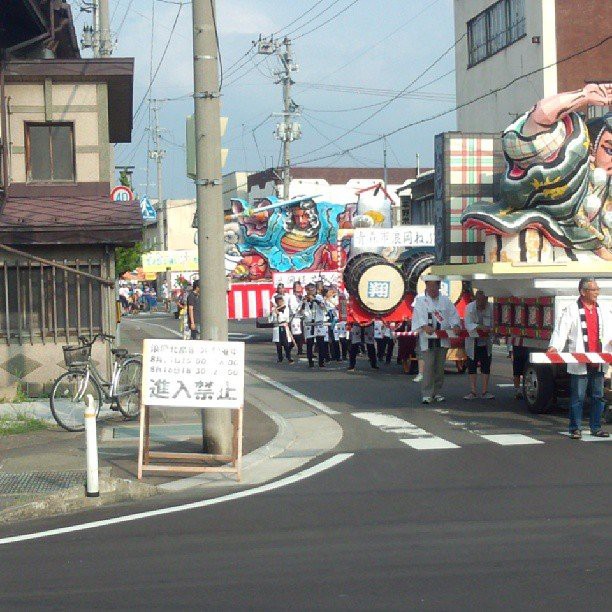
(186, 279), (201, 340)
(411, 275), (461, 404)
(464, 290), (495, 400)
(271, 295), (294, 363)
(548, 278), (611, 439)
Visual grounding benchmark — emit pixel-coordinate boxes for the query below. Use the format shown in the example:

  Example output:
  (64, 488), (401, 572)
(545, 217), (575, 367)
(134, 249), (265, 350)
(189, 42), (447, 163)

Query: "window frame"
(467, 0), (526, 69)
(25, 121), (76, 184)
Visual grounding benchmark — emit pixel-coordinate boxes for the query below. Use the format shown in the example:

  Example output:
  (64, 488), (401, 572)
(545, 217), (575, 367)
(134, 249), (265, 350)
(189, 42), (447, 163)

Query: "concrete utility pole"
(149, 101), (165, 251)
(192, 0), (231, 453)
(258, 37), (300, 199)
(98, 0), (112, 57)
(280, 38), (294, 199)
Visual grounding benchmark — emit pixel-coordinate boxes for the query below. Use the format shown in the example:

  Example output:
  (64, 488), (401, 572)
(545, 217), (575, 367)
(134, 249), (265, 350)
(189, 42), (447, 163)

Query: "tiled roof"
(0, 195), (142, 246)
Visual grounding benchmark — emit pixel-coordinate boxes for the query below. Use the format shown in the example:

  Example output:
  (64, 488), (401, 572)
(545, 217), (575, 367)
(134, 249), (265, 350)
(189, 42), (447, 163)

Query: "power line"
(293, 33), (464, 161)
(296, 34), (612, 166)
(292, 0), (360, 41)
(270, 0), (327, 36)
(299, 0), (442, 92)
(300, 69), (456, 113)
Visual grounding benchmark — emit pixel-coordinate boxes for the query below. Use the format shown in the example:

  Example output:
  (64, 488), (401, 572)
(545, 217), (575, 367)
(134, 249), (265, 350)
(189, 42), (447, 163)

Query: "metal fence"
(0, 259), (105, 345)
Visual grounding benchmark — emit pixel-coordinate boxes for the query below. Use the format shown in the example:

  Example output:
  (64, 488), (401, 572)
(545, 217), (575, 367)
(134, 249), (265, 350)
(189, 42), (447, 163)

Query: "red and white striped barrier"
(227, 282), (274, 320)
(530, 352), (612, 365)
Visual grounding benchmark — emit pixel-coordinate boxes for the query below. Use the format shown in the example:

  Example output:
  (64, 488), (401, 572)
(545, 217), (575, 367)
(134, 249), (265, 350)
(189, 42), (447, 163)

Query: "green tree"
(115, 242), (145, 278)
(115, 169), (144, 278)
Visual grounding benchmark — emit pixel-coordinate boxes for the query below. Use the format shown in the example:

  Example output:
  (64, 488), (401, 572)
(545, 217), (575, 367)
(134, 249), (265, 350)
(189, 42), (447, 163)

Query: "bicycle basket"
(62, 345), (91, 367)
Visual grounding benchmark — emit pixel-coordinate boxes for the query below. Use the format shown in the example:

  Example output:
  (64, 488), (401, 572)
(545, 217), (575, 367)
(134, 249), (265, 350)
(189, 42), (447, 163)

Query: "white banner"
(352, 226), (435, 249)
(272, 271), (341, 288)
(142, 339), (244, 409)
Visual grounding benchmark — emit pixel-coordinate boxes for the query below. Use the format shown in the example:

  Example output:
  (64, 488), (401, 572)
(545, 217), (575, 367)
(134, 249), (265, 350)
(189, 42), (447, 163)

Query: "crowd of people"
(270, 280), (404, 370)
(270, 275), (610, 439)
(118, 282), (160, 314)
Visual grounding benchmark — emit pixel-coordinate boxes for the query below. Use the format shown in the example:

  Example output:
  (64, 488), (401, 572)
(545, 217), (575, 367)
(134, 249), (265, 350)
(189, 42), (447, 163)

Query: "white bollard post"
(85, 394), (100, 497)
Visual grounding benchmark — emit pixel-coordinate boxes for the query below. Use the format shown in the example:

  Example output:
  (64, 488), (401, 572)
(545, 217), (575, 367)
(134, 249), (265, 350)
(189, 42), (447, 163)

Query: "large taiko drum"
(343, 253), (407, 315)
(401, 253), (435, 294)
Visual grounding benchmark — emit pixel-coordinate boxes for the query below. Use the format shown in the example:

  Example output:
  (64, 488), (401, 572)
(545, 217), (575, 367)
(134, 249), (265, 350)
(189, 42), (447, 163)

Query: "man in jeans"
(548, 278), (611, 439)
(186, 279), (201, 340)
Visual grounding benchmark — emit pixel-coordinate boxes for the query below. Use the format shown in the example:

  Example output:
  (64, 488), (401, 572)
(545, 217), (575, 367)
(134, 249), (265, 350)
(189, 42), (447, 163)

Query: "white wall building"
(454, 0), (610, 134)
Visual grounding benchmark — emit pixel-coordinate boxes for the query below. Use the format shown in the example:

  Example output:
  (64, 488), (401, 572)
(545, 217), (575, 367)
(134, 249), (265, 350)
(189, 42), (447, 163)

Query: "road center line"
(246, 368), (340, 415)
(0, 453), (353, 546)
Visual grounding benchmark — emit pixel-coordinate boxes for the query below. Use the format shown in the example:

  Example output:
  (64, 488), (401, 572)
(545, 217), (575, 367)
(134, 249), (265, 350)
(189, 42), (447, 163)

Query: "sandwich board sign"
(138, 339), (245, 480)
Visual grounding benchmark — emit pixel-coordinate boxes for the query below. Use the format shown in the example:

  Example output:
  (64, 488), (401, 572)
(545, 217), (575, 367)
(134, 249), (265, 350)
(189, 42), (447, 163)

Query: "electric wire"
(295, 34), (612, 165)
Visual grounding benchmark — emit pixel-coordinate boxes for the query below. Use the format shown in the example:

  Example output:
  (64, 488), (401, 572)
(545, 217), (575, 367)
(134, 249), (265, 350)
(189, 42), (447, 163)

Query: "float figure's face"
(594, 129), (612, 175)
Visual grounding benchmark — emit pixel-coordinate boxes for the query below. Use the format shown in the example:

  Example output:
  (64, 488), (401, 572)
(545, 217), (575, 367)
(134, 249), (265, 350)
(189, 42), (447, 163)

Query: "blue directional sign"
(140, 196), (157, 221)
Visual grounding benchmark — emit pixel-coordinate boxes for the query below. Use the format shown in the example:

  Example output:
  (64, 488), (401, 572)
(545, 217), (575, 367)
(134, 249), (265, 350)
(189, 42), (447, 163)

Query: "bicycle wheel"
(50, 370), (102, 432)
(115, 358), (142, 419)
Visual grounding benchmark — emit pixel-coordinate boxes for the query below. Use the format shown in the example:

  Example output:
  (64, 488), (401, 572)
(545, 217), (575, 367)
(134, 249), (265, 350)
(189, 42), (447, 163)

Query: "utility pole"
(382, 136), (388, 194)
(98, 0), (112, 57)
(192, 0), (231, 453)
(149, 101), (165, 252)
(257, 37), (300, 199)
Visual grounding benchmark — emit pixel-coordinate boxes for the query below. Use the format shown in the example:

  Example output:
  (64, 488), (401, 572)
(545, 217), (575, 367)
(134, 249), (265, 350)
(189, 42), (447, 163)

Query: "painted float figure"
(226, 195), (354, 280)
(462, 83), (612, 262)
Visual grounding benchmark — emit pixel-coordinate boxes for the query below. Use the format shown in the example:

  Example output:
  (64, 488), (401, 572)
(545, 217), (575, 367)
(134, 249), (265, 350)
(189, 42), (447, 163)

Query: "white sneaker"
(422, 396), (433, 404)
(435, 396), (446, 402)
(413, 373), (423, 383)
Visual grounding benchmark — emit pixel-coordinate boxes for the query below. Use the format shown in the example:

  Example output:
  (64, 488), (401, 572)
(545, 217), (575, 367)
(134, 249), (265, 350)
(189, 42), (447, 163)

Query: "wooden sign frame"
(137, 404), (243, 481)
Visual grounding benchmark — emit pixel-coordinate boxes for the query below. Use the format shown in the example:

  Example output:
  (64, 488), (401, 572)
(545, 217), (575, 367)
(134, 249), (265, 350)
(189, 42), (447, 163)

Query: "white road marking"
(247, 368), (340, 415)
(127, 320), (252, 340)
(559, 432), (612, 442)
(353, 412), (459, 450)
(401, 438), (459, 450)
(352, 412), (429, 436)
(0, 453), (353, 546)
(496, 384), (515, 388)
(480, 434), (544, 446)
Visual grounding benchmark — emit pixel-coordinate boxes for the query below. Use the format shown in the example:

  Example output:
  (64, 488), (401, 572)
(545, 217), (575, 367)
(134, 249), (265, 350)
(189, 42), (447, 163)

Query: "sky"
(72, 0), (457, 200)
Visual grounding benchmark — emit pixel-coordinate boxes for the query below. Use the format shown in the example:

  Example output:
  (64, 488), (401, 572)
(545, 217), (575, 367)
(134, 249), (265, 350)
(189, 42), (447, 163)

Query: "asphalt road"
(1, 315), (610, 610)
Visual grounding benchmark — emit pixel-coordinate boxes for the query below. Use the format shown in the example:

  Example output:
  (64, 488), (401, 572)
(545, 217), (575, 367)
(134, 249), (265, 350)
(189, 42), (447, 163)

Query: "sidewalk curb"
(0, 475), (158, 525)
(159, 369), (343, 492)
(0, 368), (343, 522)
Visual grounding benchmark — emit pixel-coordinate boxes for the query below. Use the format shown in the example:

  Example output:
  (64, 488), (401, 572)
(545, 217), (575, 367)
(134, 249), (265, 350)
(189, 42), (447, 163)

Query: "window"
(25, 122), (75, 182)
(468, 0), (526, 67)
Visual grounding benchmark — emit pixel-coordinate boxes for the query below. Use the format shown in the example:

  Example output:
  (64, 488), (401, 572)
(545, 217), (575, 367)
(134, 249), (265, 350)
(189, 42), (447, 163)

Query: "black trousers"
(339, 337), (349, 360)
(276, 327), (292, 361)
(307, 336), (327, 366)
(293, 333), (305, 355)
(349, 342), (377, 368)
(376, 338), (395, 363)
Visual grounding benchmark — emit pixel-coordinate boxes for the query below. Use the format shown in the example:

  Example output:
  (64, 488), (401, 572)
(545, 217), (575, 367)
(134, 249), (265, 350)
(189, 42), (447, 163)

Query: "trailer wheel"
(523, 364), (554, 414)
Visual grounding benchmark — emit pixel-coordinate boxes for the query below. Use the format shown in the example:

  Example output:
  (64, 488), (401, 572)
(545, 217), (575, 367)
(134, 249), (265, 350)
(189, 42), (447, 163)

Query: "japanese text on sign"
(367, 281), (390, 299)
(352, 226), (435, 248)
(142, 339), (244, 409)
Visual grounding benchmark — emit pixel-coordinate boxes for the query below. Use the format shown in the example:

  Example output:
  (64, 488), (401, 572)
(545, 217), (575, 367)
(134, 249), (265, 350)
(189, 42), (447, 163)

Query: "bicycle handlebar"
(78, 333), (115, 347)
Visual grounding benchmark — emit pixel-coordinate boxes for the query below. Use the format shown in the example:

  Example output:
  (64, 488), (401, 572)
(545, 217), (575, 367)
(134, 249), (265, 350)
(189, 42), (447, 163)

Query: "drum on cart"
(343, 253), (407, 315)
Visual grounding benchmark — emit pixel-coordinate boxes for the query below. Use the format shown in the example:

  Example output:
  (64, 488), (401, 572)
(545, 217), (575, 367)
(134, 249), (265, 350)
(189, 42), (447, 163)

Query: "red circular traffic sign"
(110, 186), (134, 202)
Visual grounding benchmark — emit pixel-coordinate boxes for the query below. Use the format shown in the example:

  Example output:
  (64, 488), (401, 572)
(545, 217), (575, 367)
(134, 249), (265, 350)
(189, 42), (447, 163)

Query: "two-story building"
(0, 1), (141, 394)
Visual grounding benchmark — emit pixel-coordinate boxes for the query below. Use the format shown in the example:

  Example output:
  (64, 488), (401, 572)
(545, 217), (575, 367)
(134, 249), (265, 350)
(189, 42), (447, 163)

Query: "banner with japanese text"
(142, 339), (244, 409)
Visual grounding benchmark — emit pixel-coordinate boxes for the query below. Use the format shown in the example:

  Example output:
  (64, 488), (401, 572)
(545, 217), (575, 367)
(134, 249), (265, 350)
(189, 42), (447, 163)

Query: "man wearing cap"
(411, 275), (461, 403)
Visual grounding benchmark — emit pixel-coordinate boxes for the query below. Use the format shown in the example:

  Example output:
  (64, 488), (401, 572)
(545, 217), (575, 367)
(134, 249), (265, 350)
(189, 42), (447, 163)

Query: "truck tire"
(523, 364), (555, 414)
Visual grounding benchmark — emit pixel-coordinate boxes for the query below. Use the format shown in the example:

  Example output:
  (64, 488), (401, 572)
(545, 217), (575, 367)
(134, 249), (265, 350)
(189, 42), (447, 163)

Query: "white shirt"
(464, 301), (493, 359)
(411, 292), (460, 351)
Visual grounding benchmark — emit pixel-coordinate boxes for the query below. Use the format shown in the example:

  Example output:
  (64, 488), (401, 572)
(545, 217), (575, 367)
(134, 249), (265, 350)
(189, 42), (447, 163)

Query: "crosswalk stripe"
(401, 438), (460, 450)
(480, 434), (544, 446)
(352, 412), (459, 450)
